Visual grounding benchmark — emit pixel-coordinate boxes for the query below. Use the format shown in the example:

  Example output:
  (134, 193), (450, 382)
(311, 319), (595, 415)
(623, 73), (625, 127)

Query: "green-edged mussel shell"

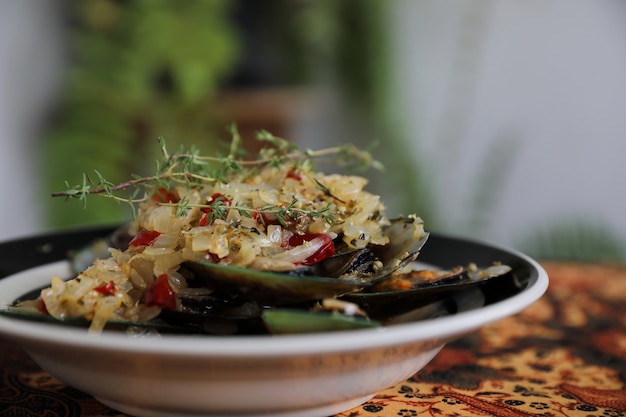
(185, 262), (368, 304)
(262, 309), (381, 334)
(0, 307), (202, 334)
(342, 264), (514, 320)
(344, 217), (429, 283)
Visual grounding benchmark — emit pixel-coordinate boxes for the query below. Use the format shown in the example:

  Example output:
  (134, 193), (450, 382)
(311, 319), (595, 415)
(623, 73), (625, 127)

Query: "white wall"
(388, 0), (626, 248)
(0, 0), (64, 240)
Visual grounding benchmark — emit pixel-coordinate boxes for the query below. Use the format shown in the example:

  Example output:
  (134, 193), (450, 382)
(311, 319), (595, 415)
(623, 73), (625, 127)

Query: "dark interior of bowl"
(0, 225), (119, 278)
(418, 233), (536, 304)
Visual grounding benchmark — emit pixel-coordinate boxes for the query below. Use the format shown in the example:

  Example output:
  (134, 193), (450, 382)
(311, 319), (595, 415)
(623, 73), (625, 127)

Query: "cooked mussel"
(262, 309), (380, 334)
(304, 216), (429, 281)
(303, 247), (375, 278)
(262, 299), (380, 334)
(370, 265), (466, 292)
(341, 264), (514, 320)
(0, 305), (205, 334)
(184, 262), (367, 304)
(334, 216), (429, 283)
(6, 212), (516, 336)
(184, 216), (428, 304)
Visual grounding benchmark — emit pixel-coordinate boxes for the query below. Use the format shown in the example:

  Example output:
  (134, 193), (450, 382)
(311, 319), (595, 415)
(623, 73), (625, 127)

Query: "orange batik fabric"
(337, 263), (626, 417)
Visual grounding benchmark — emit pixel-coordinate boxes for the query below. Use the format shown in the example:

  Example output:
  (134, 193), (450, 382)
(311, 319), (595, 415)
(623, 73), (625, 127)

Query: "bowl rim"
(0, 233), (548, 358)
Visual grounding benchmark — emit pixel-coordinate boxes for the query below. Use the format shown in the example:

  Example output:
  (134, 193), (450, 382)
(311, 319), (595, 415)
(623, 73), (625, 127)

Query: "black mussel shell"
(305, 248), (378, 278)
(341, 264), (515, 320)
(0, 307), (205, 334)
(370, 266), (466, 292)
(184, 261), (368, 305)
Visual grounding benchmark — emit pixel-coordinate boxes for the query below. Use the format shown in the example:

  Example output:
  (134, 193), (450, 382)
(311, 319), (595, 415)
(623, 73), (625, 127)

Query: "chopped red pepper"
(151, 188), (179, 203)
(37, 298), (49, 315)
(252, 209), (275, 226)
(287, 233), (335, 265)
(199, 193), (231, 226)
(144, 274), (176, 310)
(128, 229), (161, 247)
(286, 167), (303, 181)
(208, 252), (222, 263)
(93, 280), (116, 296)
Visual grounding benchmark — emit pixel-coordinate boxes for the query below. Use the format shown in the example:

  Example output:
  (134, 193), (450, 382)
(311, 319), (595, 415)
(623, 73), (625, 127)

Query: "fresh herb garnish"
(52, 125), (383, 222)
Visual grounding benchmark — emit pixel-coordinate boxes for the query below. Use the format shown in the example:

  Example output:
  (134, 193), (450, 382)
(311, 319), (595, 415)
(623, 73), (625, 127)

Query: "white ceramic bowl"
(0, 230), (548, 417)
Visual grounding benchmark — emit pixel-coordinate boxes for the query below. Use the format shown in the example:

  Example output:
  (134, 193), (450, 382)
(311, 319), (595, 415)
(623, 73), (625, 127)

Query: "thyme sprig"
(164, 199), (338, 227)
(52, 126), (383, 219)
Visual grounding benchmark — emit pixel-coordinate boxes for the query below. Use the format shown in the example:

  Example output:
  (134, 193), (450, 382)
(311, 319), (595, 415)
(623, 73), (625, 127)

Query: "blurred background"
(1, 0), (625, 262)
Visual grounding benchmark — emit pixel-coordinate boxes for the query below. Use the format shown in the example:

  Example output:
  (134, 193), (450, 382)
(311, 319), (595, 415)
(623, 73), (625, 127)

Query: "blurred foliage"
(295, 0), (437, 223)
(518, 219), (626, 262)
(225, 0), (390, 113)
(42, 0), (408, 229)
(458, 132), (521, 237)
(42, 0), (238, 228)
(39, 0), (622, 262)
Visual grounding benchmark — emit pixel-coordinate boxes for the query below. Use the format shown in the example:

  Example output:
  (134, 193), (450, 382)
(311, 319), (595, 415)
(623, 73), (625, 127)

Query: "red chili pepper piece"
(93, 280), (116, 296)
(199, 193), (232, 226)
(286, 167), (303, 181)
(37, 298), (49, 315)
(287, 233), (335, 265)
(209, 193), (231, 206)
(144, 274), (176, 310)
(128, 229), (161, 247)
(151, 188), (179, 203)
(252, 209), (276, 226)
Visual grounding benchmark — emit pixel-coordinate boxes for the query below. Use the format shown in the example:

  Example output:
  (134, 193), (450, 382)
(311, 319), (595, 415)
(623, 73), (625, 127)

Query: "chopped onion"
(270, 236), (329, 264)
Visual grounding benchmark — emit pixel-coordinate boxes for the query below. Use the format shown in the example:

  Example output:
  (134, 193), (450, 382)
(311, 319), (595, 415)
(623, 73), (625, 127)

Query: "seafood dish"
(5, 131), (512, 334)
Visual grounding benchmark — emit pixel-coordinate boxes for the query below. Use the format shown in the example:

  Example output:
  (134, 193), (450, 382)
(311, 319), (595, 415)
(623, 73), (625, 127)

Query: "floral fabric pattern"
(336, 262), (626, 417)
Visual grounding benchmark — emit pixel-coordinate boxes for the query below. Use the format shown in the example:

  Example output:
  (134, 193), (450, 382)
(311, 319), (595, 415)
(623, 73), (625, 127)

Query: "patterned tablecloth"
(1, 262), (625, 417)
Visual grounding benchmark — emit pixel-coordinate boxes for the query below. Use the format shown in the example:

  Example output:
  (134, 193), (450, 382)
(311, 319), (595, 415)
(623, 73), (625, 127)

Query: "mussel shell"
(0, 307), (202, 334)
(372, 217), (428, 266)
(262, 309), (380, 334)
(341, 264), (514, 320)
(157, 309), (268, 335)
(177, 293), (261, 318)
(265, 216), (429, 282)
(343, 217), (429, 284)
(183, 217), (428, 305)
(369, 266), (465, 292)
(305, 248), (377, 278)
(185, 261), (368, 305)
(2, 294), (270, 335)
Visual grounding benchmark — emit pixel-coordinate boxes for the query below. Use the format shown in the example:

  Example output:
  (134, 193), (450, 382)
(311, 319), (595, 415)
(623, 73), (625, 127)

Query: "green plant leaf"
(517, 218), (626, 262)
